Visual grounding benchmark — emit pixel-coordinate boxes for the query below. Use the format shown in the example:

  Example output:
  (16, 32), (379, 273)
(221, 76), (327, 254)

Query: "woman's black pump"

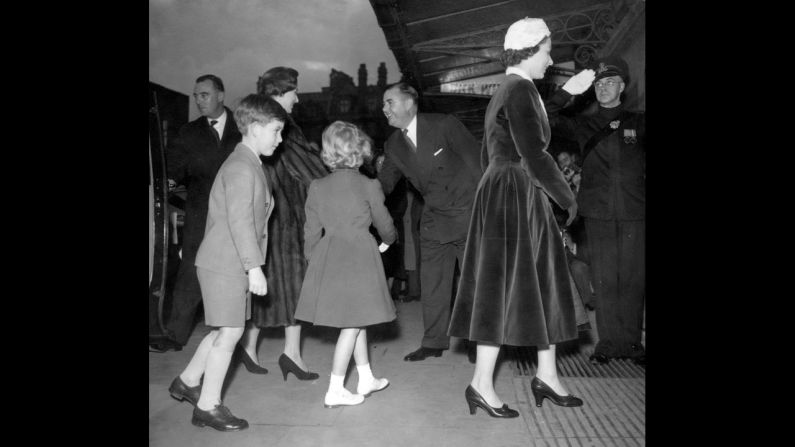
(236, 345), (268, 375)
(531, 377), (583, 408)
(464, 385), (519, 418)
(278, 353), (319, 381)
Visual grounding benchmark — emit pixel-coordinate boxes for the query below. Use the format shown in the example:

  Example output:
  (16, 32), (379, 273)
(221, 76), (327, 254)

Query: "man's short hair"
(195, 74), (225, 92)
(384, 81), (419, 105)
(257, 67), (299, 97)
(234, 94), (288, 135)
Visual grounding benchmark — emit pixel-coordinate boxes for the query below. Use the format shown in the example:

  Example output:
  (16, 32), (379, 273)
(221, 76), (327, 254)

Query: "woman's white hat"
(504, 18), (550, 50)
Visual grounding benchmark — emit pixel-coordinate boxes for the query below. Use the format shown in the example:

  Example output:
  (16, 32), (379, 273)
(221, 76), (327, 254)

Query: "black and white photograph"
(149, 1), (646, 445)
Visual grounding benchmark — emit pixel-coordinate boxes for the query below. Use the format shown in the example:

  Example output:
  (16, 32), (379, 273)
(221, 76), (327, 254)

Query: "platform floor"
(149, 300), (645, 446)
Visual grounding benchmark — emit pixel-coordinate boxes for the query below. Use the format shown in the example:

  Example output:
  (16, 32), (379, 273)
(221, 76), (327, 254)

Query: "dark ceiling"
(369, 0), (644, 92)
(368, 0), (645, 137)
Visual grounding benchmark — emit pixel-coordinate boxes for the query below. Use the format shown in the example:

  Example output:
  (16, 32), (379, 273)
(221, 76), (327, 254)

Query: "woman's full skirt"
(448, 160), (578, 347)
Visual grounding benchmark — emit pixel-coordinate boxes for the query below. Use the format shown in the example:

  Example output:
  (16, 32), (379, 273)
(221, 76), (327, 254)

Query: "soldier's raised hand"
(562, 69), (595, 95)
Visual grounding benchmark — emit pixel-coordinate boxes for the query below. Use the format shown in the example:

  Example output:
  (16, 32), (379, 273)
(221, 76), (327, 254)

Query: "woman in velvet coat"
(448, 18), (595, 417)
(237, 67), (329, 380)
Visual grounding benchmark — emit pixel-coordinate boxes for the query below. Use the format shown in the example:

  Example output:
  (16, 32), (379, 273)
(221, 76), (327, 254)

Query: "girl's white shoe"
(324, 388), (365, 408)
(357, 377), (389, 397)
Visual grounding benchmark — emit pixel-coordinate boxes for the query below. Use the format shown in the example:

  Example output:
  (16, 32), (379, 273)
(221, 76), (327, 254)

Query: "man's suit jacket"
(378, 113), (482, 244)
(195, 144), (273, 277)
(167, 107), (242, 262)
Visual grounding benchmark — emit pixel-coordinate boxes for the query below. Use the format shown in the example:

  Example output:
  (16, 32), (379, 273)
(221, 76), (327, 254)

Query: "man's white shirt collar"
(208, 109), (227, 136)
(405, 114), (418, 147)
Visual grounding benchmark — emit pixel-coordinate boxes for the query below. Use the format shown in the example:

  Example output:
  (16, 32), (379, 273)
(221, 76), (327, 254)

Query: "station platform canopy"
(369, 0), (645, 135)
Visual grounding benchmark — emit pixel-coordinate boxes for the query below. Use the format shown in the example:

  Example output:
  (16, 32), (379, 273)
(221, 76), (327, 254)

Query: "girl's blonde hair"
(320, 121), (373, 169)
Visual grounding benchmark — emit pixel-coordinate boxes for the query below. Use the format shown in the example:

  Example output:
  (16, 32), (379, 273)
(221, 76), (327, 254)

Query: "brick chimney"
(377, 62), (387, 89)
(358, 64), (367, 90)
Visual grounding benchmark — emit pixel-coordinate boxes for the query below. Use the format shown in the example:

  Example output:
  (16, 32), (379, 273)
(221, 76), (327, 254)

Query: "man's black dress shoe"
(589, 352), (610, 364)
(169, 376), (201, 407)
(530, 377), (583, 408)
(192, 405), (248, 431)
(464, 385), (519, 418)
(149, 337), (182, 353)
(403, 347), (444, 361)
(629, 344), (646, 366)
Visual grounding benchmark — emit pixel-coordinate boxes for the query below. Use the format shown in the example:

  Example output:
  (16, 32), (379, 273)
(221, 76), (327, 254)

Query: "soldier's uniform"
(546, 57), (646, 363)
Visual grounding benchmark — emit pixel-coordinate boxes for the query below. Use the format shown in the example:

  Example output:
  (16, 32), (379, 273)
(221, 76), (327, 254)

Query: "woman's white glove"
(378, 242), (390, 253)
(562, 69), (595, 95)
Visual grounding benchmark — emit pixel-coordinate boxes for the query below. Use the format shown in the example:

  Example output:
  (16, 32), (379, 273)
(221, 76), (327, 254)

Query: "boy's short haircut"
(234, 94), (289, 135)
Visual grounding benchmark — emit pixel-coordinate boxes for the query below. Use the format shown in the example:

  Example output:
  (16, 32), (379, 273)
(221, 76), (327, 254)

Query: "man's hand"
(248, 267), (268, 296)
(562, 69), (595, 95)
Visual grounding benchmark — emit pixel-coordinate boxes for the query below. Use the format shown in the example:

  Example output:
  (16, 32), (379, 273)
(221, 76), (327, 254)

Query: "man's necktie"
(210, 120), (220, 144)
(402, 128), (416, 152)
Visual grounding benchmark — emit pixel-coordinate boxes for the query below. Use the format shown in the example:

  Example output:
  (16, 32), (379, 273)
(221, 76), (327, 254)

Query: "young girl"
(168, 94), (287, 431)
(294, 121), (397, 408)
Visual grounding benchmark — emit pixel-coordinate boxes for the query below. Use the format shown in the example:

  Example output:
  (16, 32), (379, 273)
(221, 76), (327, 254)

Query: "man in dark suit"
(152, 74), (242, 352)
(378, 82), (482, 361)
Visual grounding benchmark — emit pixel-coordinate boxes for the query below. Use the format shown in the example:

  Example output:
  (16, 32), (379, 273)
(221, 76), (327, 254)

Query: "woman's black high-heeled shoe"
(531, 377), (583, 408)
(278, 353), (319, 381)
(464, 385), (519, 418)
(236, 345), (268, 375)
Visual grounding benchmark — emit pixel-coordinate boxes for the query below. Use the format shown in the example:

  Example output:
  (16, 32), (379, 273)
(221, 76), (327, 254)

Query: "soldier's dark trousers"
(585, 218), (645, 358)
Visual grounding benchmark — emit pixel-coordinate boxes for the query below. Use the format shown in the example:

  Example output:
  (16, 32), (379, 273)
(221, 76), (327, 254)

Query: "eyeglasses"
(594, 79), (621, 89)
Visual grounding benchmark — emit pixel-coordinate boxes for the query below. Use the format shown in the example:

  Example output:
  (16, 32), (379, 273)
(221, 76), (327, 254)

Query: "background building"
(292, 62), (392, 150)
